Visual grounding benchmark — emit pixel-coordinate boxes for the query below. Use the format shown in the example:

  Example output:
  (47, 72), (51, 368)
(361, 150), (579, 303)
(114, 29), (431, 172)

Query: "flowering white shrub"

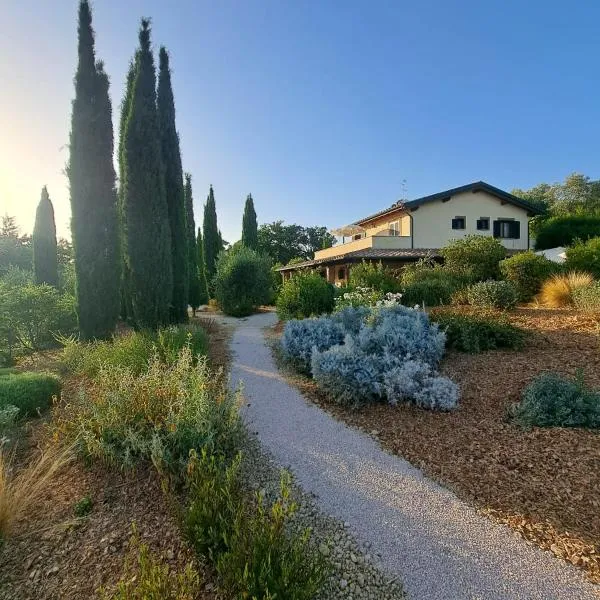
(334, 287), (383, 310)
(280, 317), (344, 374)
(375, 292), (404, 308)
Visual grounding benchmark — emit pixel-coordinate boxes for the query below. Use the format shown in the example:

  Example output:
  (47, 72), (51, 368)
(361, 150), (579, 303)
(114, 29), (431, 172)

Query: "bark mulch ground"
(271, 307), (600, 584)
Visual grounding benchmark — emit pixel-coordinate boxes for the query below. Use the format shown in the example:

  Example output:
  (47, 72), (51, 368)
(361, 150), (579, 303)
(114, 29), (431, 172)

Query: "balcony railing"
(314, 233), (412, 260)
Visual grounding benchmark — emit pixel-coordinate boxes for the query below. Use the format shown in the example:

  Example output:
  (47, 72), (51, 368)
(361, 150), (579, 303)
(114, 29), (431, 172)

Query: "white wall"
(411, 190), (530, 250)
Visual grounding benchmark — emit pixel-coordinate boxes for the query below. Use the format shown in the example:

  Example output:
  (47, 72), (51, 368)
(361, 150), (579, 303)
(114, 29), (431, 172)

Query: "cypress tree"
(185, 174), (204, 311)
(241, 193), (258, 249)
(68, 0), (120, 339)
(202, 185), (220, 296)
(121, 19), (172, 329)
(196, 226), (209, 306)
(158, 47), (188, 322)
(33, 186), (59, 288)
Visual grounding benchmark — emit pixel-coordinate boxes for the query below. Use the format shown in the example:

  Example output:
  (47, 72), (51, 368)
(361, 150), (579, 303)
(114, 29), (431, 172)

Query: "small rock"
(166, 549), (175, 560)
(340, 579), (348, 589)
(318, 543), (330, 557)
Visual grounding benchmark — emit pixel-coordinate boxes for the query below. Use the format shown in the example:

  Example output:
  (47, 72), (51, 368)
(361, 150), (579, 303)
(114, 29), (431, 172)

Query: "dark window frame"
(337, 268), (346, 280)
(476, 217), (490, 231)
(451, 216), (466, 230)
(493, 219), (520, 239)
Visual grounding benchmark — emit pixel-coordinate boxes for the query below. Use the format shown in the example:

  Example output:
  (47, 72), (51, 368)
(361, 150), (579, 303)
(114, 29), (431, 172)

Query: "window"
(389, 221), (400, 236)
(451, 216), (466, 230)
(477, 217), (490, 231)
(337, 268), (346, 280)
(493, 219), (520, 239)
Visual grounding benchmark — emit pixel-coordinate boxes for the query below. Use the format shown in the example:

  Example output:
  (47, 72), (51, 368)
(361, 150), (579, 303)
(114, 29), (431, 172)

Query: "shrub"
(214, 247), (272, 317)
(280, 317), (344, 374)
(499, 252), (558, 302)
(401, 278), (457, 307)
(101, 527), (200, 600)
(430, 311), (526, 353)
(572, 281), (600, 311)
(539, 271), (593, 307)
(0, 371), (61, 418)
(56, 348), (241, 472)
(348, 261), (399, 293)
(467, 280), (518, 310)
(510, 371), (600, 428)
(334, 286), (383, 310)
(565, 237), (600, 278)
(330, 306), (371, 334)
(535, 215), (600, 250)
(441, 235), (506, 281)
(276, 271), (335, 320)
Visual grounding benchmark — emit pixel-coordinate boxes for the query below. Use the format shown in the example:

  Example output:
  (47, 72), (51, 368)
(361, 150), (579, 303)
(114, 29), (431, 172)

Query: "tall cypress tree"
(184, 174), (203, 311)
(68, 0), (120, 339)
(241, 193), (258, 249)
(121, 19), (172, 329)
(33, 186), (58, 288)
(196, 226), (209, 305)
(202, 185), (220, 296)
(158, 47), (188, 322)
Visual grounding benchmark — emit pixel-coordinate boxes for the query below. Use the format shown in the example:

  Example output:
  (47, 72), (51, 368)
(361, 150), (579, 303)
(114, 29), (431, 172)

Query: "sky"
(2, 0), (600, 243)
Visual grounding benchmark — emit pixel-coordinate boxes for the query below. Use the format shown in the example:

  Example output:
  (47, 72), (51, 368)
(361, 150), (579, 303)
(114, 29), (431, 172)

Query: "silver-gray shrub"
(330, 306), (371, 334)
(280, 317), (344, 374)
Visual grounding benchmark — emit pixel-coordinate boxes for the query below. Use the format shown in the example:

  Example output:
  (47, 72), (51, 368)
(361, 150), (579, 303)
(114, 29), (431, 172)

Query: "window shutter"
(451, 218), (458, 229)
(493, 221), (501, 238)
(511, 221), (521, 239)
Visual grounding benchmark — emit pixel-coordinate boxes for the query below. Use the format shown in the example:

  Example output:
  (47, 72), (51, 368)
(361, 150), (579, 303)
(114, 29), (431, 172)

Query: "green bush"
(401, 278), (458, 307)
(349, 261), (399, 293)
(467, 280), (518, 310)
(185, 450), (327, 600)
(214, 247), (272, 317)
(56, 348), (241, 472)
(441, 235), (506, 281)
(572, 281), (600, 311)
(499, 252), (558, 302)
(0, 371), (61, 418)
(535, 215), (600, 250)
(276, 271), (335, 320)
(431, 311), (526, 353)
(565, 237), (600, 279)
(510, 371), (600, 428)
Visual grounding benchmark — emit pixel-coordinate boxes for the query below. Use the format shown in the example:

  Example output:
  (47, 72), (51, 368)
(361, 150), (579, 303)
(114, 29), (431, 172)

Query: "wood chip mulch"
(273, 308), (600, 583)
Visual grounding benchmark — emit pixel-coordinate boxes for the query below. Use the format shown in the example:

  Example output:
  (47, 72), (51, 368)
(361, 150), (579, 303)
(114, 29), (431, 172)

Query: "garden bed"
(271, 307), (600, 583)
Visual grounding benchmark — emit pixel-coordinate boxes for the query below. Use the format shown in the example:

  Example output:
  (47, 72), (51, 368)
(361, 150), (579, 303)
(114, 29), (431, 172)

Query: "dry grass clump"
(0, 443), (74, 541)
(539, 271), (593, 307)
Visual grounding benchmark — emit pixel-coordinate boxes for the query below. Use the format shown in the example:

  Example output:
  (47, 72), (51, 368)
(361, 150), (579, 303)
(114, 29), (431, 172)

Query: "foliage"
(441, 235), (506, 281)
(539, 271), (593, 307)
(0, 371), (61, 418)
(276, 272), (335, 320)
(158, 47), (188, 323)
(196, 226), (209, 307)
(186, 451), (327, 600)
(499, 252), (558, 302)
(334, 286), (383, 310)
(348, 261), (399, 293)
(56, 348), (241, 472)
(120, 19), (173, 329)
(0, 216), (32, 276)
(572, 281), (600, 311)
(467, 280), (518, 310)
(330, 306), (371, 334)
(281, 317), (344, 374)
(184, 175), (204, 311)
(270, 263), (284, 303)
(430, 311), (526, 353)
(203, 185), (220, 297)
(60, 324), (208, 378)
(100, 527), (199, 600)
(534, 215), (600, 250)
(33, 187), (59, 288)
(565, 237), (600, 279)
(257, 221), (336, 265)
(0, 444), (73, 541)
(510, 371), (600, 428)
(401, 278), (458, 307)
(242, 194), (259, 250)
(74, 494), (93, 517)
(214, 247), (272, 317)
(68, 1), (120, 339)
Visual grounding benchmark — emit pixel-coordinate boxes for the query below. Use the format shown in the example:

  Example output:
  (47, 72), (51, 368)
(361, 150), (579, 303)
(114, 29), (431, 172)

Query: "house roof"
(354, 181), (543, 226)
(277, 248), (439, 272)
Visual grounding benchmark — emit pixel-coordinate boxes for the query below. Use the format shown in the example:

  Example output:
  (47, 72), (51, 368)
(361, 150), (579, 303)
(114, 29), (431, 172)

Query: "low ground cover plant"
(539, 271), (593, 307)
(0, 371), (61, 420)
(499, 252), (558, 302)
(511, 371), (600, 428)
(430, 311), (526, 353)
(467, 280), (518, 310)
(572, 281), (600, 311)
(565, 236), (600, 279)
(276, 271), (335, 320)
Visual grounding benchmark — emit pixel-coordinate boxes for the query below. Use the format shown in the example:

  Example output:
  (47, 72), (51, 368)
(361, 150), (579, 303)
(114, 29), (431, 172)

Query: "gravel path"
(229, 312), (599, 600)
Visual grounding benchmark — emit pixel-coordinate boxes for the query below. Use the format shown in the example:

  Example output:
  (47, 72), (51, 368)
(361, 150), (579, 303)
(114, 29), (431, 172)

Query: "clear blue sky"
(2, 0), (599, 242)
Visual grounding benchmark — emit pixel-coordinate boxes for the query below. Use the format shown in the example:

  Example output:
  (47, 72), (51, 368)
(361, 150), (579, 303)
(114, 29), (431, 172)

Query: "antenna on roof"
(394, 178), (408, 206)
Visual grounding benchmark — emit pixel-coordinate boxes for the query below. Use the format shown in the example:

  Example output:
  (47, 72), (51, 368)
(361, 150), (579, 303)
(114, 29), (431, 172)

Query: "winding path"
(229, 312), (598, 600)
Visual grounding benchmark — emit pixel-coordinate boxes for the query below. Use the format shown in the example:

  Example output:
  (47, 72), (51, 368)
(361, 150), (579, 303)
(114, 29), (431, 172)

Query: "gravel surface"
(229, 312), (599, 600)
